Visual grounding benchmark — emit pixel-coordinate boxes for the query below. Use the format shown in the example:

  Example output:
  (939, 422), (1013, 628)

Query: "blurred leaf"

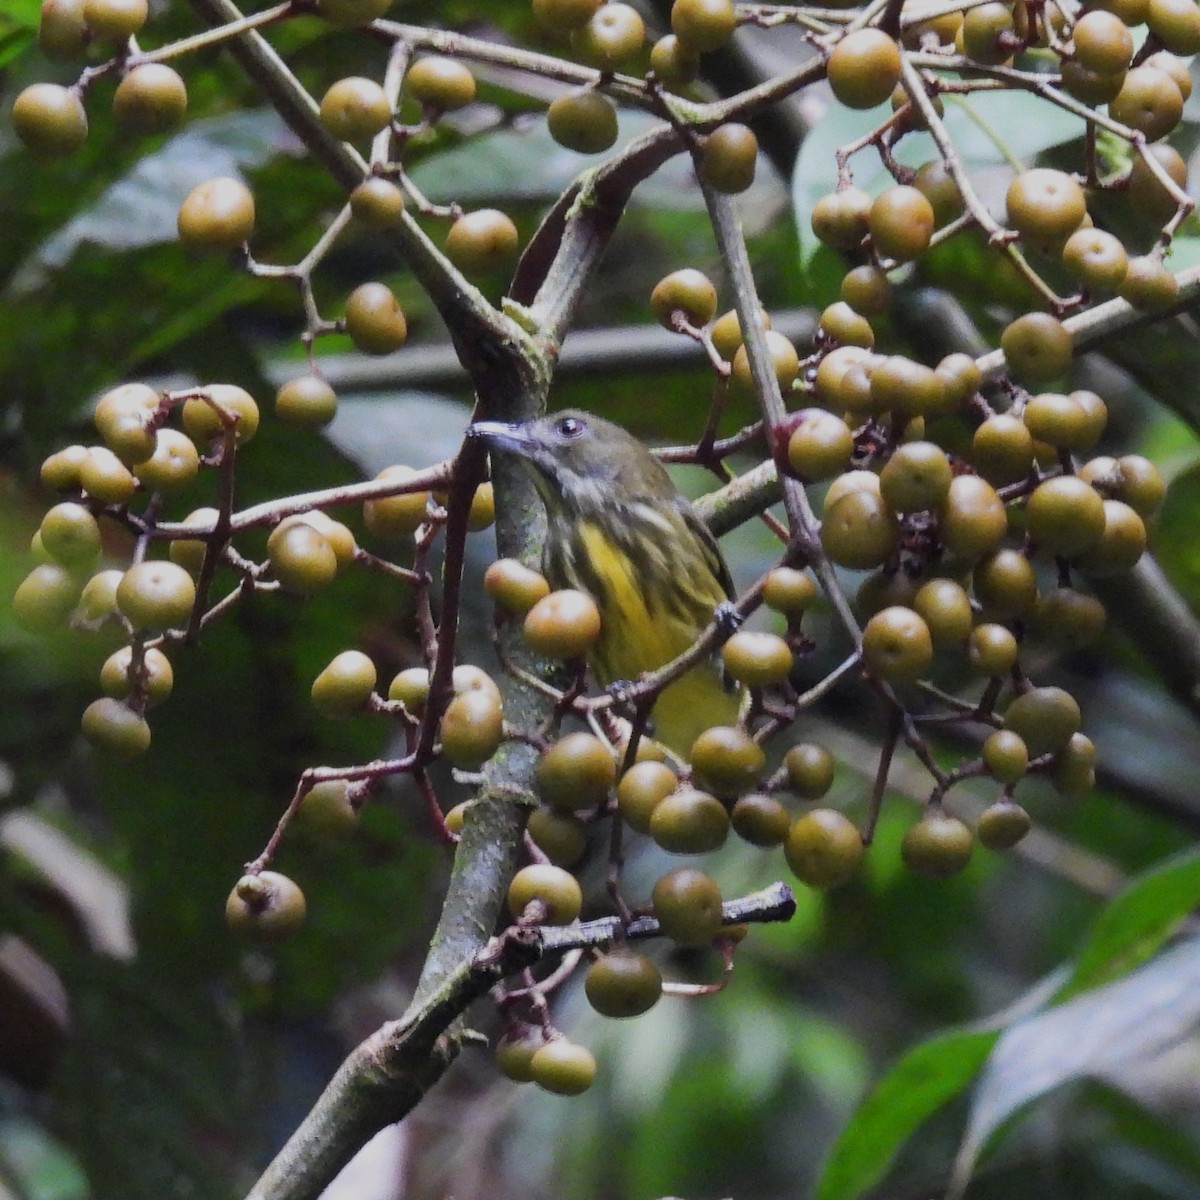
(1062, 846), (1200, 998)
(814, 1026), (998, 1200)
(951, 937), (1200, 1197)
(1155, 462), (1200, 606)
(1087, 1081), (1200, 1188)
(0, 1117), (89, 1200)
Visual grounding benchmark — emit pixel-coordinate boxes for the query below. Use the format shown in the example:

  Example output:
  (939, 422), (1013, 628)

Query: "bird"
(470, 409), (743, 757)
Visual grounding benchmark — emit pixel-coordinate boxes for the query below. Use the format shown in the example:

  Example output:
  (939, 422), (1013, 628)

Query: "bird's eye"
(556, 416), (586, 439)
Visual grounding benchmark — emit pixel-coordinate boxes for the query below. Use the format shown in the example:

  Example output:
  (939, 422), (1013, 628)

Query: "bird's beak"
(469, 420), (535, 457)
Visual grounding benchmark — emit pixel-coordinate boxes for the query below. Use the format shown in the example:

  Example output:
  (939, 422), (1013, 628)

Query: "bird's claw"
(606, 678), (639, 710)
(714, 601), (743, 637)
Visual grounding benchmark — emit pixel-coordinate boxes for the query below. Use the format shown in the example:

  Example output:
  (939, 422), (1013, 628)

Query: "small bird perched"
(470, 409), (742, 756)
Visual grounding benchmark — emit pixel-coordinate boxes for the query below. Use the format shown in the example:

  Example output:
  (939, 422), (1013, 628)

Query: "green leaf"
(1156, 462), (1200, 606)
(951, 937), (1200, 1197)
(814, 1027), (999, 1200)
(1062, 845), (1200, 998)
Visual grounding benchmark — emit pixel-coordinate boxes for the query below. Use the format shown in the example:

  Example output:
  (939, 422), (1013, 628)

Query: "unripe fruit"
(182, 383), (260, 447)
(177, 177), (255, 250)
(652, 866), (724, 945)
(972, 413), (1034, 485)
(880, 441), (952, 512)
(1006, 168), (1086, 244)
(828, 29), (901, 109)
(617, 761), (678, 832)
(547, 90), (618, 154)
(710, 306), (771, 360)
(523, 589), (601, 659)
(869, 356), (945, 419)
(1001, 313), (1073, 382)
(811, 187), (872, 251)
(650, 34), (700, 88)
(345, 282), (407, 355)
(169, 507), (219, 574)
(570, 3), (645, 68)
(862, 605), (934, 683)
(267, 521), (338, 592)
(1114, 454), (1166, 517)
(94, 381), (158, 465)
(537, 732), (617, 812)
(312, 650), (377, 718)
(1076, 500), (1146, 575)
(117, 560), (197, 631)
(13, 564), (82, 634)
(78, 569), (124, 622)
(1119, 256), (1180, 312)
(721, 630), (793, 687)
(690, 724), (764, 797)
(485, 558), (551, 613)
(973, 548), (1038, 620)
(787, 411), (853, 481)
(913, 578), (973, 646)
(1032, 587), (1107, 648)
(80, 446), (137, 505)
(529, 1039), (596, 1095)
(649, 786), (730, 854)
(785, 742), (835, 799)
(445, 209), (520, 275)
(389, 666), (431, 712)
(651, 269), (718, 329)
(81, 697), (151, 758)
(39, 0), (90, 60)
(349, 178), (405, 228)
(938, 475), (1007, 561)
(134, 429), (201, 491)
(820, 488), (898, 569)
(495, 1029), (542, 1082)
(671, 0), (737, 52)
(275, 376), (338, 428)
(507, 864), (582, 924)
(527, 807), (588, 866)
(364, 465), (428, 538)
(977, 799), (1032, 850)
(440, 688), (504, 768)
(1061, 227), (1128, 292)
(762, 567), (818, 614)
(225, 871), (307, 941)
(39, 502), (101, 569)
(1052, 731), (1097, 797)
(12, 83), (88, 157)
(731, 793), (790, 846)
(1109, 66), (1183, 141)
(967, 623), (1019, 676)
(699, 123), (758, 193)
(100, 646), (174, 708)
(982, 729), (1029, 783)
(82, 0), (146, 40)
(41, 444), (89, 492)
(405, 56), (476, 111)
(869, 186), (934, 262)
(585, 950), (662, 1018)
(1025, 476), (1105, 558)
(297, 780), (359, 840)
(1004, 685), (1081, 757)
(730, 330), (799, 396)
(1072, 9), (1134, 73)
(784, 808), (864, 888)
(901, 812), (974, 877)
(113, 64), (188, 135)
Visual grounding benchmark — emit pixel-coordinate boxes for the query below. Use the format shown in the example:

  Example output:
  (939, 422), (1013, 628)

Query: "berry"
(485, 559), (551, 613)
(529, 1040), (596, 1095)
(1109, 65), (1183, 140)
(731, 792), (790, 846)
(319, 77), (392, 144)
(671, 0), (737, 52)
(1006, 168), (1086, 244)
(100, 646), (173, 708)
(440, 688), (504, 768)
(862, 605), (934, 683)
(349, 178), (405, 228)
(13, 564), (82, 634)
(571, 3), (645, 68)
(690, 724), (764, 797)
(364, 465), (429, 538)
(617, 761), (678, 832)
(784, 808), (864, 888)
(913, 578), (973, 646)
(652, 867), (723, 945)
(177, 177), (255, 250)
(785, 742), (835, 798)
(762, 567), (817, 614)
(345, 282), (407, 354)
(39, 0), (89, 60)
(821, 488), (899, 570)
(297, 780), (360, 840)
(982, 729), (1029, 783)
(12, 83), (88, 157)
(787, 410), (854, 481)
(585, 951), (662, 1018)
(651, 268), (718, 329)
(537, 732), (617, 812)
(967, 623), (1019, 676)
(973, 548), (1038, 620)
(507, 864), (582, 924)
(82, 0), (146, 39)
(879, 441), (952, 512)
(39, 502), (101, 569)
(312, 650), (378, 718)
(721, 630), (793, 687)
(649, 786), (730, 853)
(1004, 685), (1081, 757)
(266, 521), (339, 592)
(1001, 313), (1073, 382)
(828, 29), (902, 109)
(81, 698), (151, 758)
(405, 56), (476, 111)
(527, 807), (588, 866)
(699, 123), (758, 194)
(182, 384), (260, 447)
(225, 871), (307, 940)
(1025, 476), (1105, 558)
(547, 90), (618, 154)
(901, 813), (974, 877)
(445, 209), (520, 275)
(275, 376), (338, 427)
(523, 589), (601, 659)
(113, 64), (188, 135)
(938, 475), (1007, 561)
(134, 430), (201, 491)
(117, 560), (197, 631)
